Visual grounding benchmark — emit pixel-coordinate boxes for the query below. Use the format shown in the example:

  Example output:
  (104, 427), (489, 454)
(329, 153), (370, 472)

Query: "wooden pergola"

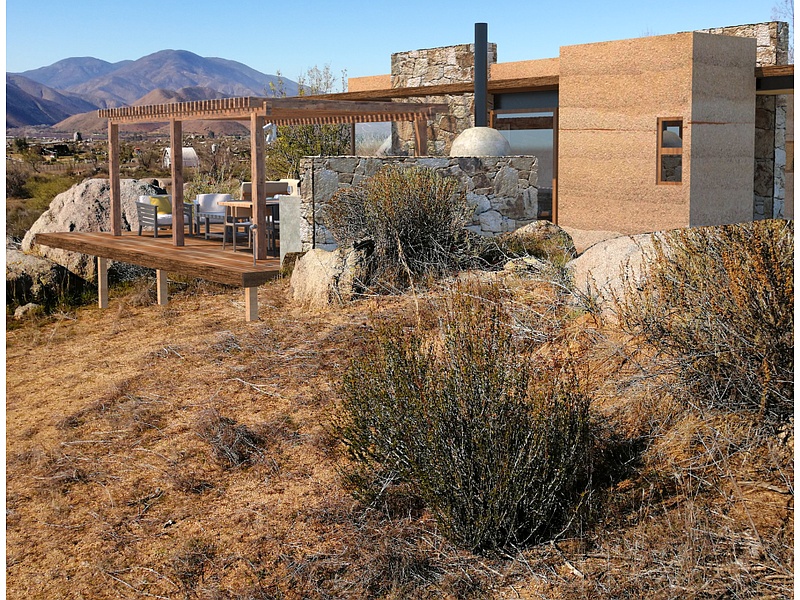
(100, 96), (449, 259)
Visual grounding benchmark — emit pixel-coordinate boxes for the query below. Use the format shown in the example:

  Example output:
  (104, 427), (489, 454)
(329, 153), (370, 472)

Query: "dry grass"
(6, 270), (793, 599)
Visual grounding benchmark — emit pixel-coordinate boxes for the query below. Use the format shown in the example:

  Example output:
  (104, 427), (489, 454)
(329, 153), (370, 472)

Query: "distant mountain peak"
(8, 51), (299, 133)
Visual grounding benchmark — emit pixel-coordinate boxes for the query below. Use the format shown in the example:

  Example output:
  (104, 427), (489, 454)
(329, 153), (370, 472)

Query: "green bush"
(325, 165), (470, 290)
(335, 284), (591, 552)
(6, 172), (83, 239)
(613, 220), (793, 422)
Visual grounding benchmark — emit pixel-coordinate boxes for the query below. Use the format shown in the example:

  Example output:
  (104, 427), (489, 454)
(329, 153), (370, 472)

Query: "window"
(657, 118), (682, 184)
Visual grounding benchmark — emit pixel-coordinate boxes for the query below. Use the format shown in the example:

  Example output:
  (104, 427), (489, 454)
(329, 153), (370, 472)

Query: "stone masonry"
(297, 156), (538, 251)
(696, 22), (790, 218)
(390, 43), (497, 156)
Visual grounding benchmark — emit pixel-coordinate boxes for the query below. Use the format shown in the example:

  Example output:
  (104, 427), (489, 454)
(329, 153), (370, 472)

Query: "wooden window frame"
(657, 117), (683, 185)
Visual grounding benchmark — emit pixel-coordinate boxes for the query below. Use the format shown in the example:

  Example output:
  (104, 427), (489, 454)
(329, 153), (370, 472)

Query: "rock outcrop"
(503, 220), (577, 262)
(567, 233), (657, 312)
(21, 178), (164, 280)
(6, 236), (85, 307)
(289, 245), (372, 309)
(560, 226), (624, 255)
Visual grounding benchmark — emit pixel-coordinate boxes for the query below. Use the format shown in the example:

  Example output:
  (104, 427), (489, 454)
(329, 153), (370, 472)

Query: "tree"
(265, 65), (352, 179)
(12, 137), (29, 154)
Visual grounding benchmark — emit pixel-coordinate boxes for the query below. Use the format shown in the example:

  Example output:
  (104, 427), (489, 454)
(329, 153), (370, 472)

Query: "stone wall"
(390, 43), (497, 156)
(296, 156), (538, 251)
(696, 22), (790, 219)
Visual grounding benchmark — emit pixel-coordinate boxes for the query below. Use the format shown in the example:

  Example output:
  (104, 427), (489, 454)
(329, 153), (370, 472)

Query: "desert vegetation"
(6, 201), (792, 598)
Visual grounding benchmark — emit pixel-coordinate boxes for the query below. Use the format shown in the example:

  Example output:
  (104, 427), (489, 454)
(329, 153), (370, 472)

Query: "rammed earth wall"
(695, 22), (789, 219)
(297, 156), (538, 251)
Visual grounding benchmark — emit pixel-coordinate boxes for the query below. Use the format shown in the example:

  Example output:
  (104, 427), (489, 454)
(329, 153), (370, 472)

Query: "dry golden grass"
(6, 273), (793, 599)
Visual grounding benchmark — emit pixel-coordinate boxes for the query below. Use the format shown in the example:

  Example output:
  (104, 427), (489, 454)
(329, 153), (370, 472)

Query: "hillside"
(6, 74), (99, 127)
(19, 57), (131, 90)
(46, 49), (296, 108)
(5, 268), (793, 599)
(10, 50), (299, 132)
(52, 86), (251, 135)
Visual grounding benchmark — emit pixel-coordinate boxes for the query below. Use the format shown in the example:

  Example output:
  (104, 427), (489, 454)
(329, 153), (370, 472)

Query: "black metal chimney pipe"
(474, 23), (488, 127)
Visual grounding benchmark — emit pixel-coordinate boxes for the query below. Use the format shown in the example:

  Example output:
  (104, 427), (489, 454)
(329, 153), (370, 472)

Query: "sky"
(5, 0), (790, 84)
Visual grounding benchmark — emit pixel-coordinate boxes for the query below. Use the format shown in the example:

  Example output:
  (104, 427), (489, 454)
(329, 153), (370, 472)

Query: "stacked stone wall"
(297, 156), (538, 251)
(390, 43), (497, 156)
(697, 22), (790, 218)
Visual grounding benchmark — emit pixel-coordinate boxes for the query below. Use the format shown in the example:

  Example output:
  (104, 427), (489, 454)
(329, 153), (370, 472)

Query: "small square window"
(657, 118), (682, 184)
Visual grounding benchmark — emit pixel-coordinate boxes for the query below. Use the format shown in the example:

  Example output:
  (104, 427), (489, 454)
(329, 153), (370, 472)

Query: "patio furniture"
(195, 193), (230, 239)
(240, 181), (291, 255)
(219, 200), (253, 252)
(136, 195), (193, 237)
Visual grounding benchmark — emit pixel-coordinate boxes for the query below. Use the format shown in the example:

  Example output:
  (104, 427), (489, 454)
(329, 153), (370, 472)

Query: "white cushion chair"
(195, 193), (230, 239)
(136, 195), (192, 237)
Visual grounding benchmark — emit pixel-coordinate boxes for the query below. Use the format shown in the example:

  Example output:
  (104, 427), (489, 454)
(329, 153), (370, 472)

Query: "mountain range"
(7, 50), (299, 133)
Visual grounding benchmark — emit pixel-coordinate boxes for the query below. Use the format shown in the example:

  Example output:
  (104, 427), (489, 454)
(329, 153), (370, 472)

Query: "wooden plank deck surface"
(35, 231), (281, 287)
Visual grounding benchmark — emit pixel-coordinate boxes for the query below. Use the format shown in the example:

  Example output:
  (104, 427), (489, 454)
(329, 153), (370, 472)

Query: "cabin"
(333, 21), (793, 233)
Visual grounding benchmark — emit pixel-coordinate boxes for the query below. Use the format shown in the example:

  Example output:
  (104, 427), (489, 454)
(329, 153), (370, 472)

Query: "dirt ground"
(6, 275), (794, 599)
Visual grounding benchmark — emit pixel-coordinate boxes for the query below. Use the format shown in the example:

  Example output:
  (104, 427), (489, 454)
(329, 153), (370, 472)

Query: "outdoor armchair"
(136, 195), (193, 237)
(195, 193), (231, 239)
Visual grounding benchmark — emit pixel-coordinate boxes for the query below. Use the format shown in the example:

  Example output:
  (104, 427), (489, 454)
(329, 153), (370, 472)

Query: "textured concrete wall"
(558, 34), (694, 234)
(296, 155), (538, 250)
(348, 74), (391, 92)
(390, 43), (497, 156)
(688, 33), (756, 226)
(490, 57), (559, 79)
(697, 22), (790, 218)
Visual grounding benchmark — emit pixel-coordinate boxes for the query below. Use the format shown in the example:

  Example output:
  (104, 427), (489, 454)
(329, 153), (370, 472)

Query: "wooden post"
(170, 119), (185, 246)
(244, 287), (258, 321)
(108, 123), (121, 236)
(413, 117), (428, 156)
(349, 123), (356, 155)
(156, 270), (168, 305)
(97, 257), (109, 309)
(251, 113), (267, 260)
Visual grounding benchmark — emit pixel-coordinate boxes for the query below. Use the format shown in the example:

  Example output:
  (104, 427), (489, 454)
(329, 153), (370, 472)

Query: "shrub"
(613, 220), (793, 422)
(6, 162), (30, 199)
(335, 283), (591, 552)
(325, 165), (470, 290)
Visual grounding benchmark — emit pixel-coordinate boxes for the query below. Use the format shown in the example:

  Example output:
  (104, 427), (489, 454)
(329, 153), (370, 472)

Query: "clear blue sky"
(6, 0), (788, 83)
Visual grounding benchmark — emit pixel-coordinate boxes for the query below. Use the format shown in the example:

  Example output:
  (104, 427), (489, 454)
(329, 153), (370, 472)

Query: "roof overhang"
(320, 66), (793, 101)
(756, 65), (794, 95)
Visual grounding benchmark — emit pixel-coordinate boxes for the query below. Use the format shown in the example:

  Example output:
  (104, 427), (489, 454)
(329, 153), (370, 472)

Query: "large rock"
(450, 127), (511, 157)
(21, 178), (165, 280)
(7, 244), (86, 307)
(289, 244), (372, 309)
(507, 221), (577, 262)
(567, 233), (656, 311)
(560, 226), (625, 255)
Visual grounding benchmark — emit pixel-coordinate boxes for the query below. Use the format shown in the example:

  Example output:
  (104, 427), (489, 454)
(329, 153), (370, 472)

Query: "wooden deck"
(35, 231), (281, 288)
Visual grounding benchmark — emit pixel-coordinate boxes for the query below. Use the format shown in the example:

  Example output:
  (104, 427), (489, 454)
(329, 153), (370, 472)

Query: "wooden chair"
(222, 213), (253, 251)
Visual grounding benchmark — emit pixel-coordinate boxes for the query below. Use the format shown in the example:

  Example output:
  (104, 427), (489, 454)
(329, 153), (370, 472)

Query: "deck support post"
(251, 113), (267, 260)
(244, 287), (259, 322)
(98, 257), (109, 309)
(108, 123), (121, 236)
(156, 270), (168, 305)
(170, 119), (185, 247)
(413, 116), (428, 156)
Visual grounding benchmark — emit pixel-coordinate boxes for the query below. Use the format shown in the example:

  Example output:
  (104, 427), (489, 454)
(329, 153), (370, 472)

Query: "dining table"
(218, 198), (280, 254)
